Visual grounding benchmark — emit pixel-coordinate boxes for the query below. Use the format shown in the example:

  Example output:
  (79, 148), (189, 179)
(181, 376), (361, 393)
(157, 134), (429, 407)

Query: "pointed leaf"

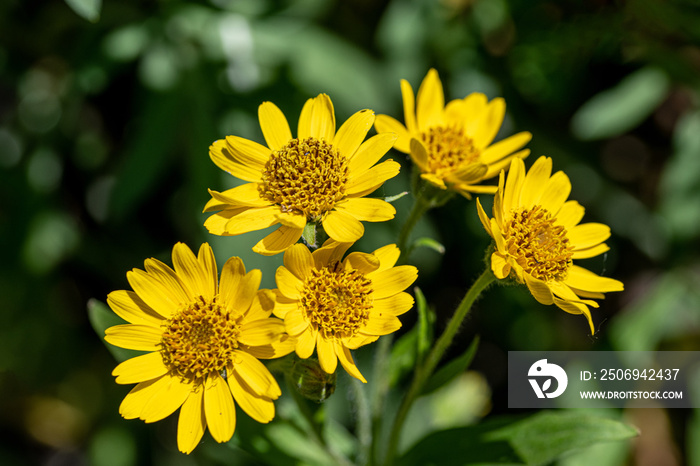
(421, 336), (480, 396)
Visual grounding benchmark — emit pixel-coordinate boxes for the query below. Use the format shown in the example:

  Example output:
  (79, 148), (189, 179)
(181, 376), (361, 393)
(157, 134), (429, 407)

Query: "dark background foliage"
(2, 0), (700, 464)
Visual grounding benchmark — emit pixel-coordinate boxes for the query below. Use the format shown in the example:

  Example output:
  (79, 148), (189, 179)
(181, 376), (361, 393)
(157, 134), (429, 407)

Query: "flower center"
(420, 126), (480, 177)
(300, 261), (373, 340)
(160, 296), (240, 383)
(503, 205), (574, 282)
(259, 137), (348, 220)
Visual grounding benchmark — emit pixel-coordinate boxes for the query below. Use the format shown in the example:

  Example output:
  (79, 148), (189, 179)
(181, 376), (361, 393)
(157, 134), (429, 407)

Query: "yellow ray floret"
(105, 242), (294, 454)
(272, 240), (418, 382)
(375, 68), (531, 198)
(204, 94), (401, 255)
(476, 156), (624, 333)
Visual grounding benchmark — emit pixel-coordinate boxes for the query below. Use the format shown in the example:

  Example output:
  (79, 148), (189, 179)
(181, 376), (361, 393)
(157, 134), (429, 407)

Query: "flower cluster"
(102, 69), (622, 454)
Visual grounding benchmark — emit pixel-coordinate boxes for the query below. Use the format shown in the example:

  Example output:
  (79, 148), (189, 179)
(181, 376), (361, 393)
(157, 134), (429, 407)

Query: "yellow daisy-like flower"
(104, 243), (294, 454)
(204, 94), (401, 255)
(476, 156), (624, 333)
(272, 240), (418, 382)
(375, 68), (532, 198)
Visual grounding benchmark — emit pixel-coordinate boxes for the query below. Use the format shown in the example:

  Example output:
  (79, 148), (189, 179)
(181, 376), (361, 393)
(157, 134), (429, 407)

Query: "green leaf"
(384, 191), (409, 203)
(64, 0), (101, 22)
(110, 92), (182, 221)
(489, 411), (639, 465)
(571, 67), (670, 140)
(87, 299), (146, 363)
(400, 412), (638, 466)
(421, 336), (479, 395)
(388, 325), (419, 387)
(415, 287), (434, 364)
(412, 237), (445, 255)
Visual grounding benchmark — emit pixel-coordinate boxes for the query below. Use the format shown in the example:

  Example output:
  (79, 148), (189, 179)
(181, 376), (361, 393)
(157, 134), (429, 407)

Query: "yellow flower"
(272, 240), (418, 382)
(476, 156), (624, 333)
(104, 243), (294, 454)
(204, 94), (401, 255)
(375, 68), (531, 198)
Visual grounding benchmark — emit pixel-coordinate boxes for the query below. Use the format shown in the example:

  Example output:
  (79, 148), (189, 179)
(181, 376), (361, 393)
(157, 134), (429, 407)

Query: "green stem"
(383, 268), (496, 466)
(368, 334), (394, 465)
(397, 193), (432, 264)
(351, 378), (372, 465)
(285, 375), (353, 466)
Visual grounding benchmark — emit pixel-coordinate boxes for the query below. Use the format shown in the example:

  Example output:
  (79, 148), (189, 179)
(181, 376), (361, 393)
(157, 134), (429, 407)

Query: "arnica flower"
(204, 94), (401, 255)
(104, 243), (294, 454)
(272, 240), (418, 382)
(476, 156), (624, 334)
(375, 68), (532, 198)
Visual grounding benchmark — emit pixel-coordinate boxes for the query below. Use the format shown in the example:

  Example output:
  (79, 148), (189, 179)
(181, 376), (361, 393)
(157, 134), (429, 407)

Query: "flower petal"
(502, 157), (525, 214)
(275, 265), (303, 299)
(401, 78), (418, 134)
(177, 387), (206, 454)
(172, 243), (215, 301)
(127, 266), (185, 319)
(230, 269), (262, 316)
(232, 350), (282, 398)
(322, 209), (365, 243)
(283, 243), (314, 281)
(219, 256), (246, 316)
(204, 372), (236, 443)
(335, 342), (366, 383)
(348, 132), (399, 176)
(362, 311), (402, 335)
(216, 205), (282, 235)
(346, 160), (401, 197)
(107, 290), (163, 326)
(209, 139), (262, 182)
(482, 149), (530, 180)
(209, 184), (270, 207)
(554, 297), (595, 335)
(295, 327), (317, 359)
(140, 376), (192, 424)
(373, 292), (414, 316)
(571, 243), (610, 259)
(253, 225), (304, 256)
(259, 101), (292, 152)
(367, 265), (418, 299)
(335, 197), (396, 222)
(480, 131), (533, 164)
(372, 244), (400, 271)
(119, 375), (167, 420)
(556, 200), (585, 229)
(416, 68), (444, 131)
(311, 239), (353, 268)
(476, 198), (492, 236)
(105, 324), (162, 351)
(343, 251), (380, 275)
(275, 211), (306, 229)
(520, 156), (552, 209)
(373, 115), (409, 153)
(539, 171), (571, 215)
(299, 94), (335, 142)
(409, 138), (429, 172)
(239, 319), (287, 347)
(565, 265), (624, 293)
(524, 274), (554, 305)
(285, 309), (309, 336)
(316, 335), (338, 374)
(461, 93), (489, 135)
(333, 109), (374, 158)
(225, 135), (270, 170)
(228, 369), (275, 423)
(491, 252), (512, 279)
(113, 351), (168, 385)
(568, 223), (611, 250)
(472, 97), (505, 149)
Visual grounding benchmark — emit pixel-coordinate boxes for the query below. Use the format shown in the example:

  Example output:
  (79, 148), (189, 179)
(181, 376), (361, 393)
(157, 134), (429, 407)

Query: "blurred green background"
(2, 0), (700, 464)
